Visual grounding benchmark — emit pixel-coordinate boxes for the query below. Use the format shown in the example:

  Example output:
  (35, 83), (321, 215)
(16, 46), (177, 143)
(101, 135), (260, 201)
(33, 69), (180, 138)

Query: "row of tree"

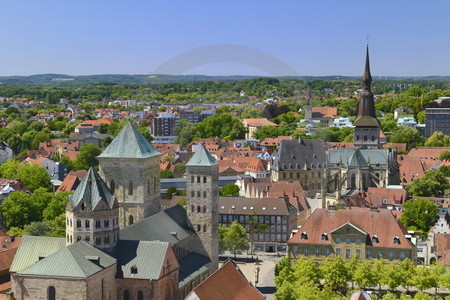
(275, 256), (450, 300)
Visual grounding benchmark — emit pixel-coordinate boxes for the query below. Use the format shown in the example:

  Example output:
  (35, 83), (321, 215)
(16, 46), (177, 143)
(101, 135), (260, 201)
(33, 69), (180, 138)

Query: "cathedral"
(325, 46), (399, 205)
(9, 122), (219, 300)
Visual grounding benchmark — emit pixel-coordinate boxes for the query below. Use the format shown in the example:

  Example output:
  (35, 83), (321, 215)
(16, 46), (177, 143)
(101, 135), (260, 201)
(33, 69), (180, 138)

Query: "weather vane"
(365, 34), (370, 45)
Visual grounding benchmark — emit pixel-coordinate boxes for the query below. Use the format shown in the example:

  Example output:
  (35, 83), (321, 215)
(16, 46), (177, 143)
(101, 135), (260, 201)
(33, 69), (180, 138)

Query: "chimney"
(170, 232), (178, 239)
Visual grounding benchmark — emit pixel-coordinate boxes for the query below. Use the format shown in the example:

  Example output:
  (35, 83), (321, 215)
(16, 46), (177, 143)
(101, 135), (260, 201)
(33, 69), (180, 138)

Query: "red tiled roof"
(366, 187), (407, 207)
(83, 119), (115, 125)
(56, 175), (79, 192)
(190, 260), (265, 300)
(397, 155), (425, 185)
(439, 250), (450, 265)
(435, 233), (450, 257)
(383, 143), (407, 152)
(312, 107), (338, 119)
(243, 118), (277, 127)
(288, 208), (414, 250)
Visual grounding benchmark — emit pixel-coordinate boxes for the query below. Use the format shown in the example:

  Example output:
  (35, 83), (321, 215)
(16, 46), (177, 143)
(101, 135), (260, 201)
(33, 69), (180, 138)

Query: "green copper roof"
(186, 145), (218, 167)
(18, 241), (116, 278)
(68, 167), (117, 211)
(10, 236), (66, 273)
(98, 122), (161, 159)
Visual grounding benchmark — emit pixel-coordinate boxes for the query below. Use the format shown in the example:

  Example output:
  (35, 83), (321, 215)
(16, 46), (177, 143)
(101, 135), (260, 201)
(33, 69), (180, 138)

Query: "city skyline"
(1, 1), (449, 77)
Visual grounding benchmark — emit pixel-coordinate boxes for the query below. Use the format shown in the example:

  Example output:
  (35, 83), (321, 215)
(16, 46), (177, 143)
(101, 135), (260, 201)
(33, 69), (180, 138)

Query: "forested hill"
(0, 74), (449, 85)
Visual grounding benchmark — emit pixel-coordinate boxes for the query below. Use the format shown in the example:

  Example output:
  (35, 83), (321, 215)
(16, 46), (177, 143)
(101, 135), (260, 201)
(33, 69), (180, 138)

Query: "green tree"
(400, 198), (440, 232)
(191, 112), (246, 141)
(407, 169), (450, 198)
(249, 215), (268, 254)
(399, 258), (416, 292)
(219, 184), (240, 197)
(354, 261), (377, 289)
(320, 256), (350, 290)
(389, 128), (425, 150)
(23, 222), (52, 236)
(74, 143), (102, 170)
(382, 263), (403, 292)
(160, 170), (175, 179)
(223, 221), (249, 258)
(413, 264), (439, 292)
(425, 131), (450, 147)
(345, 255), (360, 289)
(292, 257), (321, 285)
(440, 151), (450, 161)
(2, 191), (38, 229)
(18, 163), (52, 192)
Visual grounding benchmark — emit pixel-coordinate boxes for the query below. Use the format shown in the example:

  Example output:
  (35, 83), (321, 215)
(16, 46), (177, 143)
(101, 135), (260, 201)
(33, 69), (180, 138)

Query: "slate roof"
(179, 252), (211, 284)
(119, 205), (194, 245)
(18, 241), (116, 278)
(98, 122), (161, 159)
(272, 139), (326, 171)
(114, 240), (172, 280)
(68, 167), (118, 211)
(219, 197), (291, 216)
(328, 148), (389, 166)
(188, 260), (265, 300)
(186, 145), (218, 167)
(10, 236), (67, 273)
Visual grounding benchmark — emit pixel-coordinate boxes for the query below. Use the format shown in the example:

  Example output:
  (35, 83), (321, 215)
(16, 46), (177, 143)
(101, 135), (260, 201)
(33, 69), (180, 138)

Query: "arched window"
(70, 235), (72, 243)
(202, 205), (206, 213)
(191, 191), (195, 197)
(110, 180), (115, 192)
(197, 206), (201, 213)
(191, 176), (195, 183)
(197, 176), (200, 183)
(48, 286), (56, 300)
(203, 191), (207, 198)
(191, 205), (195, 212)
(128, 215), (134, 225)
(85, 220), (90, 229)
(350, 174), (356, 189)
(203, 224), (207, 232)
(137, 291), (144, 300)
(95, 237), (101, 245)
(197, 224), (201, 232)
(123, 290), (130, 300)
(66, 234), (69, 242)
(128, 180), (133, 195)
(203, 176), (207, 183)
(81, 202), (85, 211)
(197, 191), (200, 198)
(85, 236), (90, 242)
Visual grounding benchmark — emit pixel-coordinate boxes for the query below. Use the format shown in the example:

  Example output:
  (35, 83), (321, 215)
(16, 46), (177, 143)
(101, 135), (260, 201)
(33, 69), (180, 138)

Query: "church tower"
(186, 145), (219, 270)
(97, 122), (162, 227)
(353, 45), (380, 149)
(66, 167), (120, 250)
(304, 86), (312, 120)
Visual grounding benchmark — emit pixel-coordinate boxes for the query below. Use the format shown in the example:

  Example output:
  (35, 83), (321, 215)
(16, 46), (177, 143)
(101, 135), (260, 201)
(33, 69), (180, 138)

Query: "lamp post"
(254, 266), (260, 286)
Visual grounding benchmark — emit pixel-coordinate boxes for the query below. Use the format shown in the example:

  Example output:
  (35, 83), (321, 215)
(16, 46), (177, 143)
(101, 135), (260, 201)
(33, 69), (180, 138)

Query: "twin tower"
(65, 122), (219, 265)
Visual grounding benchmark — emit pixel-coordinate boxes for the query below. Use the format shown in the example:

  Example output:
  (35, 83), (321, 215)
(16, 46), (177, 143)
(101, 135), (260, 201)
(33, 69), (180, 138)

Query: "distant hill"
(0, 73), (449, 85)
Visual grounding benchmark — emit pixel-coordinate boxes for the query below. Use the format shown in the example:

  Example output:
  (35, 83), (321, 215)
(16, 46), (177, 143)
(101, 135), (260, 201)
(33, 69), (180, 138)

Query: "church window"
(85, 236), (90, 242)
(203, 224), (207, 232)
(66, 234), (69, 242)
(197, 224), (201, 232)
(128, 180), (133, 195)
(70, 219), (72, 227)
(77, 236), (81, 242)
(81, 202), (85, 211)
(104, 220), (109, 227)
(128, 215), (134, 225)
(110, 180), (115, 192)
(371, 136), (375, 142)
(137, 291), (144, 300)
(197, 206), (201, 213)
(364, 136), (367, 141)
(48, 286), (56, 300)
(95, 237), (101, 245)
(197, 191), (201, 198)
(203, 205), (206, 213)
(203, 191), (207, 198)
(191, 205), (194, 212)
(104, 236), (109, 244)
(70, 235), (72, 243)
(197, 176), (200, 183)
(191, 191), (195, 197)
(351, 174), (356, 188)
(123, 290), (130, 300)
(85, 220), (90, 229)
(95, 220), (101, 228)
(191, 176), (194, 183)
(356, 135), (359, 141)
(203, 176), (207, 183)
(147, 178), (150, 194)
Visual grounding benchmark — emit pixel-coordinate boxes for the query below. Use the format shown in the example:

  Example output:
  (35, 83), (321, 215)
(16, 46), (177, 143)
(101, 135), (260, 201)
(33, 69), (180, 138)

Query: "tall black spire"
(354, 45), (379, 127)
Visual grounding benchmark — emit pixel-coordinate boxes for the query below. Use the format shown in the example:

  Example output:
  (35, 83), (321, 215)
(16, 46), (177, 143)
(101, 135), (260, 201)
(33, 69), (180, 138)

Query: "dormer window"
(300, 231), (307, 240)
(372, 235), (379, 244)
(131, 265), (138, 274)
(321, 233), (328, 241)
(393, 236), (400, 245)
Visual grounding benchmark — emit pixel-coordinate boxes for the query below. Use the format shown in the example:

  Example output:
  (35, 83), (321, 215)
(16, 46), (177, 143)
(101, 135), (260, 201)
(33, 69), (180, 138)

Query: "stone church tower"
(304, 86), (312, 120)
(353, 45), (380, 149)
(97, 122), (162, 227)
(66, 167), (120, 250)
(186, 145), (219, 269)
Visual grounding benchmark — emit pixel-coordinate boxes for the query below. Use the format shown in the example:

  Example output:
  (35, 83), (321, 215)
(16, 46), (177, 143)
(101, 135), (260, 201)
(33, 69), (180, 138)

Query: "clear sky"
(1, 0), (449, 76)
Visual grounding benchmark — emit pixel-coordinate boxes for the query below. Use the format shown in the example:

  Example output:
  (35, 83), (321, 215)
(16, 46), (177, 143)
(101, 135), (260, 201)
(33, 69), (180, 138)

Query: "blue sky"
(0, 1), (449, 76)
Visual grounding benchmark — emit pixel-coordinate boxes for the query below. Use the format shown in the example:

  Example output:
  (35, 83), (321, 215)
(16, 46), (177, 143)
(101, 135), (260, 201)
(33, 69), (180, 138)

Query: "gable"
(330, 222), (367, 236)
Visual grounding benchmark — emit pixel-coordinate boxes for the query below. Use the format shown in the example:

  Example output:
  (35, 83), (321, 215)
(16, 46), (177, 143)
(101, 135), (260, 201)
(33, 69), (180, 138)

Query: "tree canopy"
(399, 198), (440, 232)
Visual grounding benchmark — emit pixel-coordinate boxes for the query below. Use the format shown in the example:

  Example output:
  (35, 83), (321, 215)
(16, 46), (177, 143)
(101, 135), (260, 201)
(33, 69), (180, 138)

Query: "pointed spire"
(186, 144), (218, 167)
(98, 122), (161, 159)
(362, 44), (372, 89)
(69, 167), (116, 210)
